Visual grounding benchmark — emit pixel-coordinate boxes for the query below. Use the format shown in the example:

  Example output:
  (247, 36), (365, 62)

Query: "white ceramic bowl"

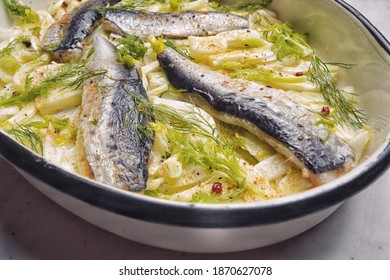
(0, 0), (389, 253)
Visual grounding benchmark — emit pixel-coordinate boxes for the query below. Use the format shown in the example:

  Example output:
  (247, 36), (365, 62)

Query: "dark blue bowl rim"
(0, 0), (389, 228)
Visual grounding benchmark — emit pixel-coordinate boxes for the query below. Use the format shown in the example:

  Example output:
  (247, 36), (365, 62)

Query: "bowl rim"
(0, 0), (390, 228)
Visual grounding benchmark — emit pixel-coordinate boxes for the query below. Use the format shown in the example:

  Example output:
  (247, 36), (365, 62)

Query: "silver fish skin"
(157, 48), (355, 185)
(42, 0), (121, 63)
(77, 36), (153, 192)
(104, 10), (249, 39)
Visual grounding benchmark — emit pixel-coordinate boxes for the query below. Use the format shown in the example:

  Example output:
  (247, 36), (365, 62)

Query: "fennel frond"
(0, 58), (105, 107)
(1, 0), (39, 23)
(308, 54), (366, 129)
(8, 123), (43, 154)
(217, 0), (272, 13)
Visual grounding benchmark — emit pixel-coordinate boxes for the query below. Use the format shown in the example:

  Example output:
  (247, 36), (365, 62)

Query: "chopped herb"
(219, 60), (305, 85)
(42, 42), (60, 52)
(149, 102), (246, 185)
(0, 56), (20, 75)
(190, 187), (246, 203)
(0, 40), (17, 59)
(117, 35), (147, 68)
(118, 52), (138, 68)
(28, 115), (78, 146)
(163, 38), (193, 60)
(97, 0), (164, 12)
(0, 36), (30, 59)
(158, 87), (187, 98)
(308, 108), (337, 130)
(143, 189), (171, 199)
(148, 35), (166, 54)
(191, 191), (219, 203)
(169, 0), (181, 11)
(28, 115), (77, 137)
(1, 0), (39, 24)
(154, 123), (246, 186)
(217, 0), (272, 13)
(262, 23), (311, 61)
(261, 22), (365, 129)
(325, 62), (356, 69)
(125, 89), (247, 185)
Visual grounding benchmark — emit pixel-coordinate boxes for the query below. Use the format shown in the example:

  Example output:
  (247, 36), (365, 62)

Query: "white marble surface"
(0, 0), (389, 260)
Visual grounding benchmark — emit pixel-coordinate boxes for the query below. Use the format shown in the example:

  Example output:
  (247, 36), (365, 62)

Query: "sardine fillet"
(77, 36), (153, 191)
(42, 0), (120, 62)
(157, 48), (355, 185)
(104, 10), (249, 39)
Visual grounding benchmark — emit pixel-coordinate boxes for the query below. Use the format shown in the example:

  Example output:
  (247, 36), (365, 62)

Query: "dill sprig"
(262, 23), (311, 61)
(126, 91), (247, 185)
(325, 62), (356, 69)
(308, 54), (366, 129)
(1, 0), (39, 24)
(118, 35), (147, 60)
(0, 40), (17, 59)
(0, 36), (30, 59)
(163, 38), (193, 60)
(261, 21), (365, 129)
(217, 0), (272, 12)
(169, 0), (182, 11)
(154, 102), (220, 143)
(152, 103), (247, 186)
(155, 123), (247, 186)
(308, 108), (338, 130)
(8, 123), (43, 154)
(97, 0), (163, 12)
(143, 189), (171, 199)
(0, 58), (105, 107)
(128, 90), (220, 143)
(28, 115), (77, 145)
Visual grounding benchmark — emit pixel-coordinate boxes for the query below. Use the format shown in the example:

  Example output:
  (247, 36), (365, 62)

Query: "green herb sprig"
(155, 123), (247, 186)
(163, 38), (193, 60)
(0, 39), (17, 59)
(308, 54), (366, 129)
(325, 62), (356, 69)
(0, 36), (30, 59)
(154, 102), (220, 143)
(8, 123), (43, 154)
(261, 22), (365, 129)
(96, 0), (164, 12)
(262, 23), (311, 61)
(217, 0), (272, 13)
(190, 187), (246, 203)
(117, 35), (147, 68)
(0, 57), (105, 107)
(125, 91), (247, 186)
(1, 0), (39, 24)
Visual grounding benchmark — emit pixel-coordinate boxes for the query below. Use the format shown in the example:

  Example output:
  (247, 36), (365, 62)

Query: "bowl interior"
(0, 0), (389, 227)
